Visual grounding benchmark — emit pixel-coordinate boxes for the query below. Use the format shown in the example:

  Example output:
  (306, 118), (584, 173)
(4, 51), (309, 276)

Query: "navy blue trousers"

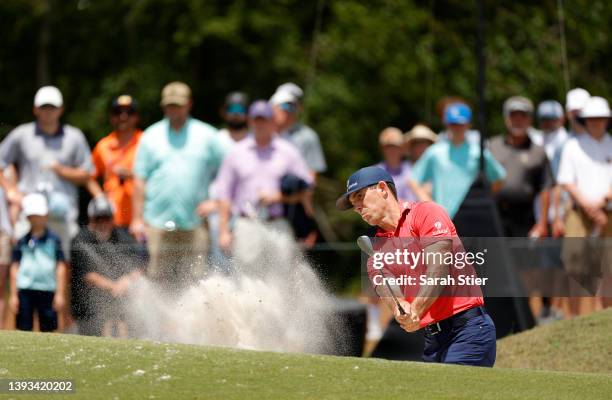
(422, 313), (496, 367)
(16, 289), (58, 332)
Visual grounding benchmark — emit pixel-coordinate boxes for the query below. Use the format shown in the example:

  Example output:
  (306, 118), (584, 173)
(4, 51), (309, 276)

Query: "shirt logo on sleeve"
(432, 220), (450, 235)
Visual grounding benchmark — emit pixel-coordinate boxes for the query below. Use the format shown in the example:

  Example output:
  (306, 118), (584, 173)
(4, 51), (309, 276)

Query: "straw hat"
(404, 124), (438, 145)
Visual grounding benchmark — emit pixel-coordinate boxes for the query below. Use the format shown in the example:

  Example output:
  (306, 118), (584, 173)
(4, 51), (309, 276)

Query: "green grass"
(0, 330), (610, 399)
(496, 308), (612, 373)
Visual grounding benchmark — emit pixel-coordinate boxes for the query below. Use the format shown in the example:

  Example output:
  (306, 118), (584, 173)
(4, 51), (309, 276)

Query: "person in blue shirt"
(131, 82), (225, 291)
(9, 193), (66, 331)
(410, 103), (506, 219)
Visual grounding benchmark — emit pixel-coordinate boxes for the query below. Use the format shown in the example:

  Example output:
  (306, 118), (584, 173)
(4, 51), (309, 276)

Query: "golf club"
(357, 235), (406, 315)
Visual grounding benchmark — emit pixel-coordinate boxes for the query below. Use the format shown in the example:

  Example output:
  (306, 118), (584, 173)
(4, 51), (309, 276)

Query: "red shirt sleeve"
(411, 202), (456, 246)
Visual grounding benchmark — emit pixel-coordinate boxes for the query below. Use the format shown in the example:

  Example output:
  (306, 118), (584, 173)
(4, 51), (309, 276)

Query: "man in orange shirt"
(90, 95), (143, 229)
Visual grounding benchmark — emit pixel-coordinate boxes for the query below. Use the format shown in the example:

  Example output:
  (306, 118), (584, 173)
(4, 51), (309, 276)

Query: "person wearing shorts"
(557, 96), (612, 310)
(9, 193), (66, 331)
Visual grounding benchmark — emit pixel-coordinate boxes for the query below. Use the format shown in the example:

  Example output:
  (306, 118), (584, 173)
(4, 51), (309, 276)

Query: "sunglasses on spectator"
(111, 107), (137, 116)
(279, 102), (297, 113)
(226, 103), (247, 115)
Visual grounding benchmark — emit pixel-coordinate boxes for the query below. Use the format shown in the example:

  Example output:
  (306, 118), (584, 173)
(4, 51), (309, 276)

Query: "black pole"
(476, 0), (486, 175)
(451, 0), (536, 336)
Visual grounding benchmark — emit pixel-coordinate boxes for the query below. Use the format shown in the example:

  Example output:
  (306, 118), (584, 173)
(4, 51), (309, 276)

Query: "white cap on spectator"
(22, 193), (49, 217)
(503, 96), (534, 117)
(34, 86), (63, 108)
(565, 88), (590, 112)
(276, 82), (303, 101)
(580, 96), (611, 118)
(270, 90), (298, 106)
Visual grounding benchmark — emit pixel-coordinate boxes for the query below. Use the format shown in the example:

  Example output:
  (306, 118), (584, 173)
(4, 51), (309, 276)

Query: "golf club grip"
(385, 281), (406, 315)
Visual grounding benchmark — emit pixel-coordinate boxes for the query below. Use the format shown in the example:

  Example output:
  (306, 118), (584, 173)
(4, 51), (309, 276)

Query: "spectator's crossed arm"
(52, 131), (94, 186)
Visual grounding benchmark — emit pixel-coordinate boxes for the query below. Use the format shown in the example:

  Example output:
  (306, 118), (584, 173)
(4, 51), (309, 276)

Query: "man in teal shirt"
(131, 81), (225, 290)
(410, 103), (506, 219)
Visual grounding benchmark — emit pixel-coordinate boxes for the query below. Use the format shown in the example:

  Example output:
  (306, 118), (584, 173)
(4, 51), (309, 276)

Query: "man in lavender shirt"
(214, 100), (313, 251)
(375, 127), (417, 201)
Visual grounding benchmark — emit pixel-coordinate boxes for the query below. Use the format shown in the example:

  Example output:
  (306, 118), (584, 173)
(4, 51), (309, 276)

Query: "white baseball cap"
(22, 193), (49, 217)
(579, 96), (611, 118)
(565, 87), (590, 112)
(270, 90), (298, 106)
(503, 96), (534, 117)
(34, 86), (63, 108)
(276, 82), (303, 101)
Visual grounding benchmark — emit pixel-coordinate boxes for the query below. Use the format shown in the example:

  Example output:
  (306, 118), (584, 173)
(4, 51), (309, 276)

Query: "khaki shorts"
(562, 209), (612, 278)
(0, 231), (12, 265)
(145, 224), (208, 292)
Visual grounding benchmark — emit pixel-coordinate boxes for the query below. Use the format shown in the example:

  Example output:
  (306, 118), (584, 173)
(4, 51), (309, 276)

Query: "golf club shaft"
(357, 236), (406, 315)
(384, 281), (406, 315)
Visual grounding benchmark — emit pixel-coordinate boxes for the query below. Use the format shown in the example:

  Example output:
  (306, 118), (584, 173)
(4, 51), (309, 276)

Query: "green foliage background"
(1, 0), (610, 288)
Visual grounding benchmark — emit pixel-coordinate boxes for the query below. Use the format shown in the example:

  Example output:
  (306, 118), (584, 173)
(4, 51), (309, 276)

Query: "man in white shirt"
(565, 88), (590, 137)
(552, 89), (591, 238)
(557, 96), (612, 311)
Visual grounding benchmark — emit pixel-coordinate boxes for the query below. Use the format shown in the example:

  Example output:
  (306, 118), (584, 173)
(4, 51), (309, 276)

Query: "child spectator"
(9, 193), (66, 331)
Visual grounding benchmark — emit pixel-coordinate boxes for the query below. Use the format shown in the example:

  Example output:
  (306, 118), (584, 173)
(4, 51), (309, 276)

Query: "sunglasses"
(226, 104), (247, 115)
(279, 102), (297, 113)
(111, 108), (137, 116)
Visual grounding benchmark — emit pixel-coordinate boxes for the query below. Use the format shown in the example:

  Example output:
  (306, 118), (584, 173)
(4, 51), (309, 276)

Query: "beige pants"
(562, 209), (612, 279)
(145, 225), (208, 292)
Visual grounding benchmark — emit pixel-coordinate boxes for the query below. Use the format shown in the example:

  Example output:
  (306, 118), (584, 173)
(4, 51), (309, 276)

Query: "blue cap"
(248, 100), (274, 119)
(336, 166), (394, 210)
(537, 100), (564, 120)
(444, 103), (472, 124)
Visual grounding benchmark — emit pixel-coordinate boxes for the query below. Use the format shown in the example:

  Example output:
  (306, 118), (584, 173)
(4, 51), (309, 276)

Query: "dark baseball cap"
(111, 94), (138, 112)
(225, 92), (249, 115)
(280, 174), (310, 195)
(87, 195), (114, 219)
(336, 166), (394, 210)
(224, 91), (249, 109)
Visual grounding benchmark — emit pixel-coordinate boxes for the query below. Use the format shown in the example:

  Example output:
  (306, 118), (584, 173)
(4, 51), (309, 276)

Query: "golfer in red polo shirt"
(337, 166), (496, 366)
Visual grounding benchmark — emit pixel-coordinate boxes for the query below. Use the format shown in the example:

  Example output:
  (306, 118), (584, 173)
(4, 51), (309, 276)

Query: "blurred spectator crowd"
(0, 81), (609, 339)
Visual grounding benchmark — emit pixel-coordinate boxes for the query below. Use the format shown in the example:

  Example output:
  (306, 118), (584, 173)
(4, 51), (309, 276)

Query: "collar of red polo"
(375, 201), (413, 237)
